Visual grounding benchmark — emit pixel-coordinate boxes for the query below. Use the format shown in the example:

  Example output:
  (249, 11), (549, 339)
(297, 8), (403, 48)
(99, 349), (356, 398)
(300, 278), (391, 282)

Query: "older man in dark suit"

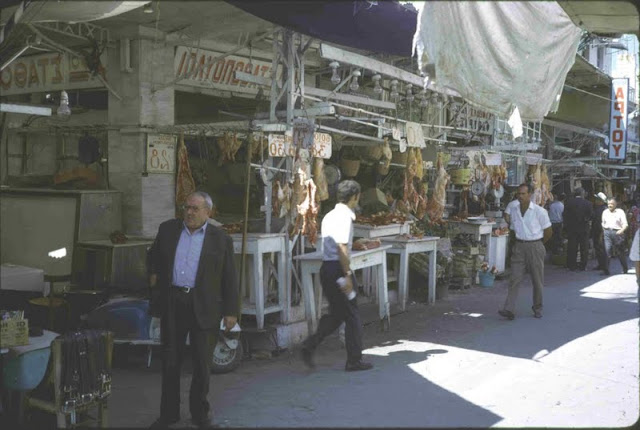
(149, 191), (239, 429)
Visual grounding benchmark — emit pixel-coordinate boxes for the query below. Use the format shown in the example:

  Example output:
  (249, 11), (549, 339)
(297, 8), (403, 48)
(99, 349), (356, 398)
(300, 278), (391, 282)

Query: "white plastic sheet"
(412, 1), (582, 121)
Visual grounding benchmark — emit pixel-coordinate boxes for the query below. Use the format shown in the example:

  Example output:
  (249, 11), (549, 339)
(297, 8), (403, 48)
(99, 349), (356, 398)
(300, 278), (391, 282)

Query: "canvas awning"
(412, 1), (583, 122)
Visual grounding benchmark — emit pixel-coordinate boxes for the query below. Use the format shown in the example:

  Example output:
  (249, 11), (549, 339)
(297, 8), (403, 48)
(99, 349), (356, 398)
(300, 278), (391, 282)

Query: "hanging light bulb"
(419, 89), (428, 107)
(57, 90), (71, 116)
(371, 74), (383, 94)
(349, 70), (361, 91)
(405, 84), (414, 102)
(390, 80), (399, 99)
(143, 2), (154, 13)
(329, 61), (341, 85)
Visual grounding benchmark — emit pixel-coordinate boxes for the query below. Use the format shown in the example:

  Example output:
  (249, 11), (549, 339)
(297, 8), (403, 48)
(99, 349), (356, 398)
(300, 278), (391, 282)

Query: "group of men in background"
(546, 188), (632, 276)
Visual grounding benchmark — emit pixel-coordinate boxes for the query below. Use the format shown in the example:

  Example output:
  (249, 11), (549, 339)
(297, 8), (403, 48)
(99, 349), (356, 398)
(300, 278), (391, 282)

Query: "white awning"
(412, 1), (582, 122)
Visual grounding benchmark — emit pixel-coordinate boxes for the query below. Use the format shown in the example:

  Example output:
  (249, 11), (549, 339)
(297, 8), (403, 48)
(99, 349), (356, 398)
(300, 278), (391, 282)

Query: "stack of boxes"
(450, 233), (486, 289)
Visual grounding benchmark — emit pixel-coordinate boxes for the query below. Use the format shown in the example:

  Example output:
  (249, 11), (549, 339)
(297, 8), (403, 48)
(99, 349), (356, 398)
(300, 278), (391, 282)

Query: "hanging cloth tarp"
(412, 2), (582, 121)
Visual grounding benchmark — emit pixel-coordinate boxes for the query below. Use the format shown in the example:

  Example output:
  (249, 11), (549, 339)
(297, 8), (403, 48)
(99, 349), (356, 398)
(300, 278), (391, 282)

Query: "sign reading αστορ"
(608, 78), (628, 160)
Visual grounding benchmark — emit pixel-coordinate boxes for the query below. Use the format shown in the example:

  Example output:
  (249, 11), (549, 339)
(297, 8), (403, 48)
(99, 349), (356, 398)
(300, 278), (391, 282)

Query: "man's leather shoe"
(345, 359), (373, 371)
(498, 309), (515, 320)
(149, 417), (179, 428)
(532, 308), (542, 318)
(601, 270), (611, 276)
(301, 347), (315, 369)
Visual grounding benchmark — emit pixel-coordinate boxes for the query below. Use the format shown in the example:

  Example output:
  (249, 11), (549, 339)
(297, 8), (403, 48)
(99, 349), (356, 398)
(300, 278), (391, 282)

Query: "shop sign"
(268, 132), (332, 159)
(608, 78), (628, 160)
(174, 46), (280, 95)
(0, 52), (106, 96)
(146, 134), (176, 173)
(485, 153), (502, 166)
(525, 152), (542, 165)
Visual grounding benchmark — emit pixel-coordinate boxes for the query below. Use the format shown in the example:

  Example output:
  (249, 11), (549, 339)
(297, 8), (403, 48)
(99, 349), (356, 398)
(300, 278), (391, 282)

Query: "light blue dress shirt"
(172, 222), (207, 288)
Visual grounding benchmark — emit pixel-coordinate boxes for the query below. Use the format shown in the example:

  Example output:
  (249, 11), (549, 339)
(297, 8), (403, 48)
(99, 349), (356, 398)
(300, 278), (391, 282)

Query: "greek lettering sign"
(147, 134), (176, 173)
(608, 78), (628, 160)
(174, 46), (280, 95)
(0, 52), (106, 95)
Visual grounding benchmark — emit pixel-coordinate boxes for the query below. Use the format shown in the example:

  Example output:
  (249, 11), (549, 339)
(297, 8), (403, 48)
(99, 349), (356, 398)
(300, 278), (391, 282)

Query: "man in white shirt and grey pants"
(601, 197), (629, 275)
(499, 183), (552, 320)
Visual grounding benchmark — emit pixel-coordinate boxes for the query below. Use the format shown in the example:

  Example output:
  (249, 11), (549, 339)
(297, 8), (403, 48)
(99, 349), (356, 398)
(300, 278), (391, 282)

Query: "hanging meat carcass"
(425, 153), (450, 221)
(175, 133), (196, 215)
(272, 179), (292, 219)
(540, 164), (553, 205)
(527, 163), (544, 205)
(217, 132), (243, 165)
(249, 132), (267, 160)
(313, 158), (329, 201)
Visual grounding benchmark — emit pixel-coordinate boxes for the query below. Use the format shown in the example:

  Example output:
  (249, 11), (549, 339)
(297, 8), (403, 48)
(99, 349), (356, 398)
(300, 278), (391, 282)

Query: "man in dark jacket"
(563, 187), (593, 271)
(591, 192), (608, 270)
(149, 191), (239, 429)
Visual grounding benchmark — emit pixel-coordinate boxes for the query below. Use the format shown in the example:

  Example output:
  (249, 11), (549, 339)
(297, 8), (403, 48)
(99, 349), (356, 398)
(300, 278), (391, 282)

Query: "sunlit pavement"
(107, 261), (639, 428)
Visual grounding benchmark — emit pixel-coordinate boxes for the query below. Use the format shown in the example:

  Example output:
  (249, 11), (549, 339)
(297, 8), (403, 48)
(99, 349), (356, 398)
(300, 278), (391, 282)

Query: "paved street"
(108, 260), (638, 428)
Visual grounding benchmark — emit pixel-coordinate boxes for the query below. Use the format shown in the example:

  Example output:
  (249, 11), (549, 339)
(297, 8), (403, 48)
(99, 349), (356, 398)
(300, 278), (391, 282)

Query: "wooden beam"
(304, 86), (396, 110)
(0, 103), (52, 116)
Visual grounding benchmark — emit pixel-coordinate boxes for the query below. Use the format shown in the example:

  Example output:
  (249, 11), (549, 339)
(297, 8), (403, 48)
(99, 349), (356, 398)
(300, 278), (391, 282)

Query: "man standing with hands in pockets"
(148, 191), (239, 428)
(499, 183), (552, 320)
(301, 180), (373, 372)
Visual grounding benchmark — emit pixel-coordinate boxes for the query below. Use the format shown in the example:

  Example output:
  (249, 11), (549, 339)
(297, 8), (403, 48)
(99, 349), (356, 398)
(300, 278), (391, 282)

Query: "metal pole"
(238, 141), (252, 323)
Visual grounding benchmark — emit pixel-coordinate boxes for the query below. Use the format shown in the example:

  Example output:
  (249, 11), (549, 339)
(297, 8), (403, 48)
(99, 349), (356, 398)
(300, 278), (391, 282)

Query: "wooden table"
(380, 236), (439, 309)
(294, 245), (392, 335)
(448, 221), (496, 260)
(230, 233), (286, 330)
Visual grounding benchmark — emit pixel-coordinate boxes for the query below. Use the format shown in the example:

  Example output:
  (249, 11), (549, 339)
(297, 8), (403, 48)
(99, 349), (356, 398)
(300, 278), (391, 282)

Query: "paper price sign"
(268, 132), (332, 159)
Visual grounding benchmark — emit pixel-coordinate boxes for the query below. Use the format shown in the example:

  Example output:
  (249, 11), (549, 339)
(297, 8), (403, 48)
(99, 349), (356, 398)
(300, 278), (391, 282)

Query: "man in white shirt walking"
(301, 180), (373, 372)
(499, 183), (552, 320)
(601, 197), (629, 275)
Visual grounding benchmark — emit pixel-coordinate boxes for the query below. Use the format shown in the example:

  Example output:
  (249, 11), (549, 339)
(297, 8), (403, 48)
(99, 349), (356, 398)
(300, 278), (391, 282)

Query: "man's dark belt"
(515, 238), (542, 243)
(172, 285), (193, 293)
(604, 228), (620, 231)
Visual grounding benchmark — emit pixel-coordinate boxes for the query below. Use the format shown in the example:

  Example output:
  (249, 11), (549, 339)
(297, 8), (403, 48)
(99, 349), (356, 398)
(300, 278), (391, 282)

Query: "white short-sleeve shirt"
(509, 201), (552, 241)
(321, 203), (355, 261)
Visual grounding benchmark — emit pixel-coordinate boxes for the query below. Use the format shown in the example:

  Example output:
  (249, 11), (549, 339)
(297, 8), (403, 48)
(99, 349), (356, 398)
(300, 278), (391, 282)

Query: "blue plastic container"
(85, 298), (152, 340)
(478, 271), (495, 288)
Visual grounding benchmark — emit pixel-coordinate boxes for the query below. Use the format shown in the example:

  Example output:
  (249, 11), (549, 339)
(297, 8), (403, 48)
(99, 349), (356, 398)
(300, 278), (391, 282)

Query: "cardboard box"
(0, 318), (29, 347)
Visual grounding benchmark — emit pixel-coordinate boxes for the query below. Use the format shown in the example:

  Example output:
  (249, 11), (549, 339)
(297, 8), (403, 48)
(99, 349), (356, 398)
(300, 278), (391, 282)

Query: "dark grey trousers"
(303, 261), (363, 364)
(603, 229), (628, 273)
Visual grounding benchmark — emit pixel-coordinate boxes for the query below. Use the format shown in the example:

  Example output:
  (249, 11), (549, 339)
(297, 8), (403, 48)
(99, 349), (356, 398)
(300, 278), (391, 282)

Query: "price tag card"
(147, 134), (176, 173)
(405, 121), (426, 148)
(268, 132), (332, 159)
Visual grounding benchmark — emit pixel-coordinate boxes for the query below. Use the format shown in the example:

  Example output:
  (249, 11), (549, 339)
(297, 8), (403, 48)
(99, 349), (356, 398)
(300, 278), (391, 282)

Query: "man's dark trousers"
(303, 261), (363, 363)
(567, 230), (590, 270)
(160, 288), (216, 423)
(551, 222), (563, 254)
(592, 230), (606, 269)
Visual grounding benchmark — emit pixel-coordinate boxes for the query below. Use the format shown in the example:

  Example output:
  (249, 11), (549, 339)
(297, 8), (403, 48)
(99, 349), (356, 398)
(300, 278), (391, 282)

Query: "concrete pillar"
(107, 26), (175, 237)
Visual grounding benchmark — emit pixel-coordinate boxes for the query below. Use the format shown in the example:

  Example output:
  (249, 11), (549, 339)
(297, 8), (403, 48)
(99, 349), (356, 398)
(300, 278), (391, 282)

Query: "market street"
(108, 261), (639, 428)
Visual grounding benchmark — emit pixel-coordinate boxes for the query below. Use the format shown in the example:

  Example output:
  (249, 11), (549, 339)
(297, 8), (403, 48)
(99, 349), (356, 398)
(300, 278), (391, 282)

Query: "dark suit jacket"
(563, 197), (593, 234)
(149, 218), (239, 329)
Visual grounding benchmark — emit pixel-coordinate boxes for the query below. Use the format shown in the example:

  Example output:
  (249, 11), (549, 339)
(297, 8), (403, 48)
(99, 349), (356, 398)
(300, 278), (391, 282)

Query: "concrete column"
(107, 26), (175, 237)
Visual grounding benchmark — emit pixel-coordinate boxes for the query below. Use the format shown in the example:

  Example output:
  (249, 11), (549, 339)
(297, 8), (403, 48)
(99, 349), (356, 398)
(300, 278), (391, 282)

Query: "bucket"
(340, 158), (360, 177)
(477, 271), (495, 288)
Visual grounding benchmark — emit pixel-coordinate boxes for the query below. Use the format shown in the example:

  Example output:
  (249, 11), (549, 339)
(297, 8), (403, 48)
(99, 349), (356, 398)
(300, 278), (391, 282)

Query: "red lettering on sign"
(176, 51), (187, 76)
(614, 101), (625, 113)
(613, 130), (624, 142)
(197, 54), (206, 80)
(37, 58), (48, 83)
(612, 144), (622, 156)
(0, 68), (11, 89)
(204, 57), (215, 80)
(14, 62), (27, 87)
(615, 87), (624, 100)
(614, 115), (623, 128)
(222, 60), (236, 85)
(259, 65), (269, 77)
(231, 61), (244, 85)
(28, 60), (39, 86)
(211, 60), (224, 83)
(51, 56), (63, 84)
